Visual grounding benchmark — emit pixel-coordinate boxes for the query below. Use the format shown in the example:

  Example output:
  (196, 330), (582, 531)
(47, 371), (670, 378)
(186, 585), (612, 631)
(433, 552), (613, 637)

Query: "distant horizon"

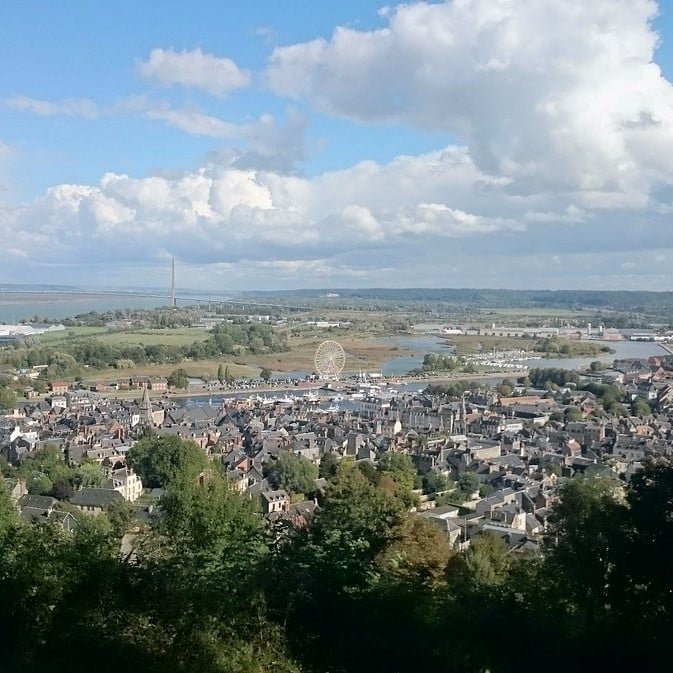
(3, 283), (673, 297)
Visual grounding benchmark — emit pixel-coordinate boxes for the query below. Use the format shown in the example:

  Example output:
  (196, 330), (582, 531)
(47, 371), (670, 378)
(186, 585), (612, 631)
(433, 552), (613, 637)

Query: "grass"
(38, 326), (209, 347)
(92, 328), (210, 347)
(37, 326), (109, 343)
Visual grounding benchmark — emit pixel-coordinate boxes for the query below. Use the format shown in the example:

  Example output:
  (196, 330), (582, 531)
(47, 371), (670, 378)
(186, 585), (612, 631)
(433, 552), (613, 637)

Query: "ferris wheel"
(314, 340), (346, 379)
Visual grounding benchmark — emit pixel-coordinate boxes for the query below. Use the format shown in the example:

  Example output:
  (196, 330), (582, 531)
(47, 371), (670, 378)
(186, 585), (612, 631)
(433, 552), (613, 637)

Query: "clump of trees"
(421, 353), (462, 372)
(534, 337), (613, 357)
(127, 432), (209, 489)
(2, 447), (105, 499)
(527, 367), (581, 388)
(425, 380), (480, 397)
(267, 453), (318, 496)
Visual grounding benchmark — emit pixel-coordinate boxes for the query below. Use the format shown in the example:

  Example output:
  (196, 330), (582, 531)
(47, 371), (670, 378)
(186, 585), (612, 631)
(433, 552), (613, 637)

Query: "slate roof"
(18, 494), (57, 510)
(71, 487), (123, 508)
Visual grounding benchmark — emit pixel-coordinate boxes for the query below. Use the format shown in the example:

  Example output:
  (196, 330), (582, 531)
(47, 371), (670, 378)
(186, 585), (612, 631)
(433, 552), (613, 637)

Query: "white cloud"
(144, 107), (240, 138)
(0, 146), (522, 271)
(7, 136), (671, 288)
(267, 0), (673, 201)
(6, 95), (98, 118)
(139, 48), (250, 96)
(143, 105), (308, 172)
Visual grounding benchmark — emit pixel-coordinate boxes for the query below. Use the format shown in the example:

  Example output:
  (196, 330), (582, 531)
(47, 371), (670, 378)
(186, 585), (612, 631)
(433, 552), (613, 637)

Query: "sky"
(2, 0), (673, 292)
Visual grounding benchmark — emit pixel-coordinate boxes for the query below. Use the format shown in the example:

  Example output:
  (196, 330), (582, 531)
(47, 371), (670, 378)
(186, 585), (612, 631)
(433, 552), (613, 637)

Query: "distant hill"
(240, 288), (673, 312)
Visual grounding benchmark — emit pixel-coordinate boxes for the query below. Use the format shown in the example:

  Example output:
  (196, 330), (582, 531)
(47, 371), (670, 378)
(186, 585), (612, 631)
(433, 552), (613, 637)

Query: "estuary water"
(0, 292), (170, 323)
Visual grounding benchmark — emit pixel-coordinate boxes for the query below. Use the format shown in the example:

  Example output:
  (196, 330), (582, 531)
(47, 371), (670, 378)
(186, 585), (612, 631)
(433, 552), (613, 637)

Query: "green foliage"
(27, 472), (53, 495)
(127, 433), (209, 488)
(457, 472), (479, 497)
(463, 532), (511, 588)
(377, 516), (454, 588)
(0, 483), (17, 534)
(74, 460), (105, 488)
(534, 338), (612, 358)
(543, 477), (627, 616)
(318, 452), (339, 480)
(421, 352), (461, 372)
(425, 380), (474, 397)
(631, 396), (651, 417)
(260, 367), (272, 382)
(377, 452), (416, 492)
(106, 499), (135, 537)
(51, 477), (74, 500)
(422, 471), (449, 495)
(152, 475), (268, 594)
(0, 320), (288, 376)
(0, 387), (17, 410)
(271, 453), (318, 495)
(377, 452), (418, 508)
(8, 446), (673, 673)
(528, 367), (581, 387)
(496, 383), (512, 397)
(0, 474), (299, 673)
(313, 463), (407, 570)
(167, 368), (189, 389)
(564, 406), (582, 422)
(579, 381), (625, 411)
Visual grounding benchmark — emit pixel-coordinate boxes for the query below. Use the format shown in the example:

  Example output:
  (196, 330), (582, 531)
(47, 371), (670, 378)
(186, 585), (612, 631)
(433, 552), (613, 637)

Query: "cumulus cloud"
(268, 0), (673, 201)
(0, 147), (526, 273)
(139, 48), (250, 96)
(6, 134), (672, 287)
(6, 95), (99, 118)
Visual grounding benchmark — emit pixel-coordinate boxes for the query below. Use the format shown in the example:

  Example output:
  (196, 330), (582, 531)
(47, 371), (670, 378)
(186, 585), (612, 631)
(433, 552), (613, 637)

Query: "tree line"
(0, 322), (288, 378)
(2, 438), (673, 672)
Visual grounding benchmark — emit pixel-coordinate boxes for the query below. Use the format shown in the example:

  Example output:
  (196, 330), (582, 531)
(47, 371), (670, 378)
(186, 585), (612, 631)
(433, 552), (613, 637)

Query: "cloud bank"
(4, 0), (673, 289)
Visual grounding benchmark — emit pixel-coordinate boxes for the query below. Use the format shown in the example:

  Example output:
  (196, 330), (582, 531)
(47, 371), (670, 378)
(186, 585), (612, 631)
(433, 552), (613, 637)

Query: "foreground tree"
(127, 433), (209, 489)
(271, 453), (318, 495)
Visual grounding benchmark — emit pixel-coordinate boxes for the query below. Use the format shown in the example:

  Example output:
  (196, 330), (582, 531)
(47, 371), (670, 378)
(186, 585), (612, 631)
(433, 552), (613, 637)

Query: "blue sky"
(1, 1), (449, 196)
(1, 1), (673, 291)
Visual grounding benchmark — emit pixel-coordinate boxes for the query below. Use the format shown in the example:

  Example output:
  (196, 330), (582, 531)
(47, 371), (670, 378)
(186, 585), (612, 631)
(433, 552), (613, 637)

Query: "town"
(2, 335), (672, 551)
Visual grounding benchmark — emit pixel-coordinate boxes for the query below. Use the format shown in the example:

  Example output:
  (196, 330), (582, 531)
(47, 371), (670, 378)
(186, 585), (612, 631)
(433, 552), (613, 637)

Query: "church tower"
(141, 385), (154, 426)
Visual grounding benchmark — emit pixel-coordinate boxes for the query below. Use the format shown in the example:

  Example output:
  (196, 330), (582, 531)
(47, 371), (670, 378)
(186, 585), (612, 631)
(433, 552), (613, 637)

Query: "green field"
(37, 326), (109, 343)
(39, 327), (209, 348)
(92, 328), (210, 347)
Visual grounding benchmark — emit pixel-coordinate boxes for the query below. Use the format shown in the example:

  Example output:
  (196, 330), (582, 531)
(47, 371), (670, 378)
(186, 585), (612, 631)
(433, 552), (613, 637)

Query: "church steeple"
(141, 385), (153, 426)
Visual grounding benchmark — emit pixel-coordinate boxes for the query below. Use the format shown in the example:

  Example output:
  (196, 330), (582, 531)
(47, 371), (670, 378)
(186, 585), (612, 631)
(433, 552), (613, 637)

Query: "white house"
(104, 467), (143, 502)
